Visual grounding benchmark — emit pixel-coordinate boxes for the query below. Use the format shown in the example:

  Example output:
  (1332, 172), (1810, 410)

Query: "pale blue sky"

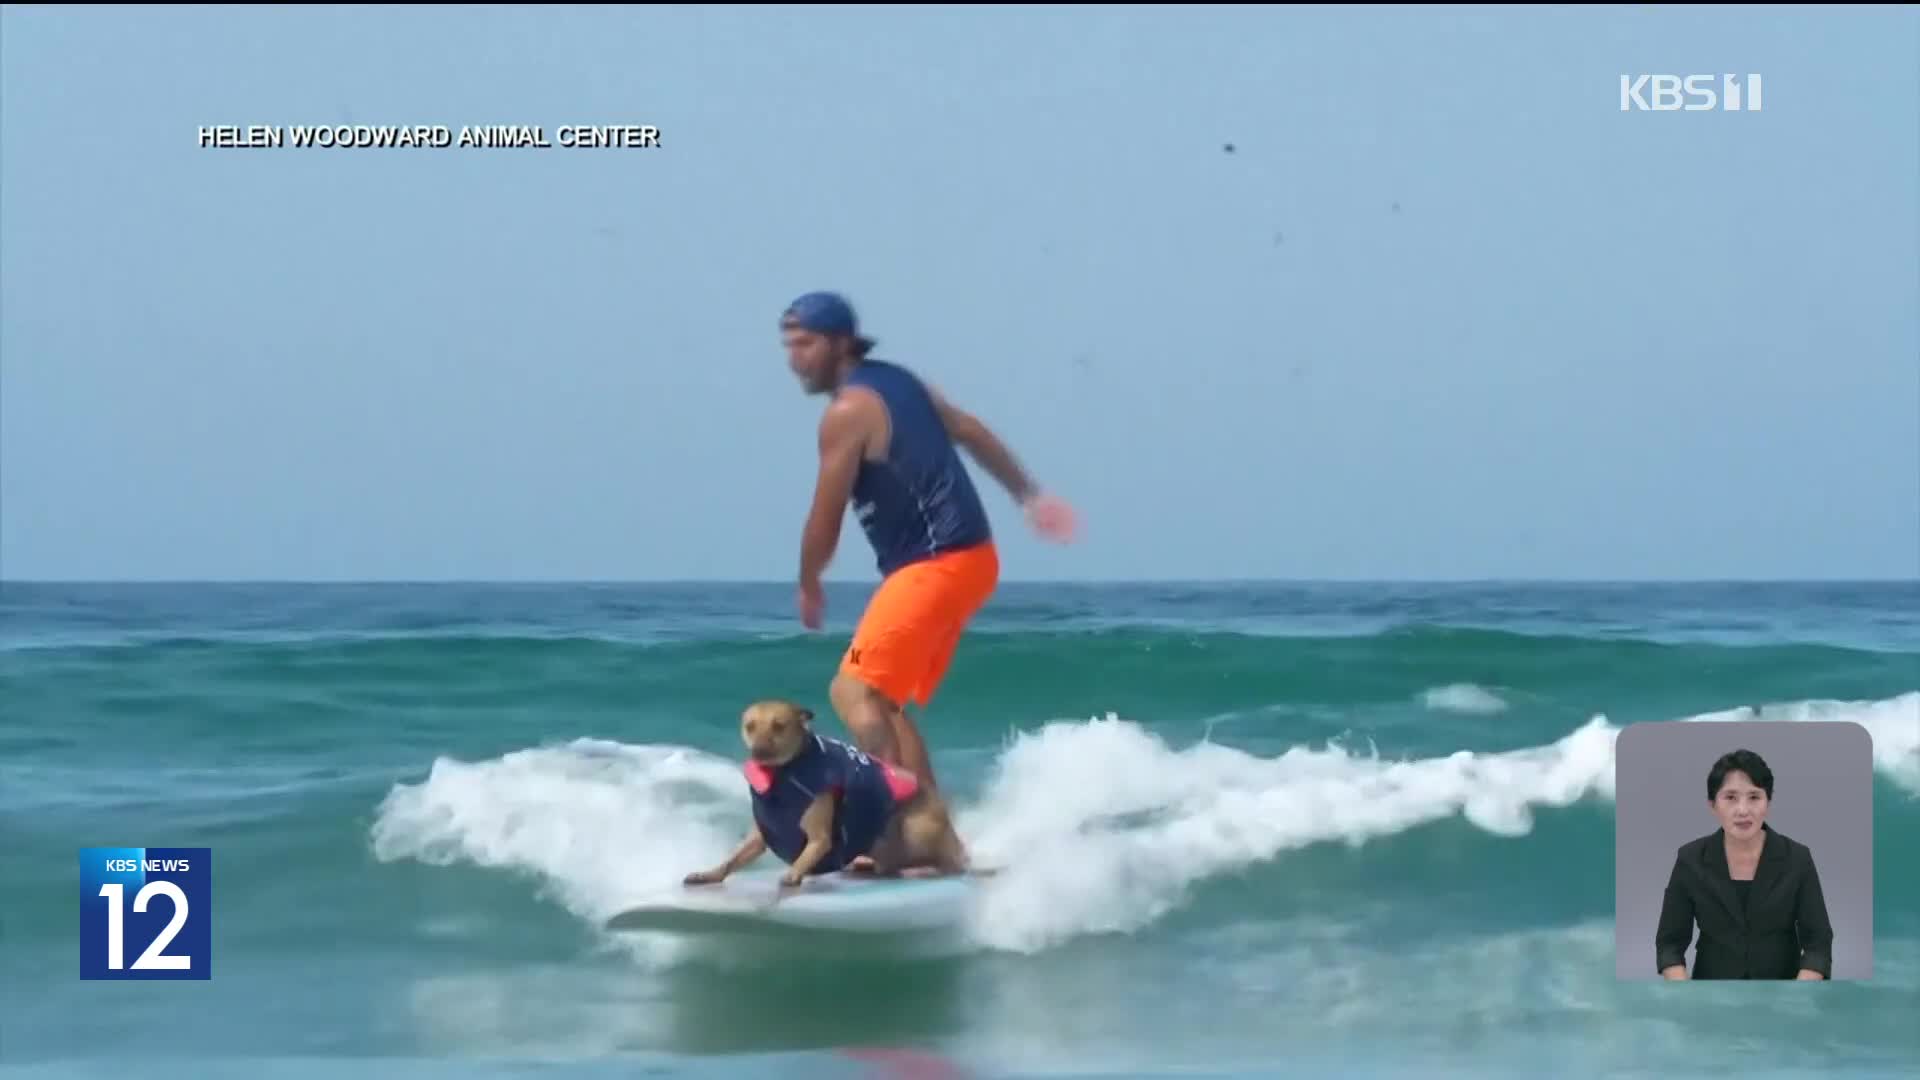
(2, 6), (1915, 582)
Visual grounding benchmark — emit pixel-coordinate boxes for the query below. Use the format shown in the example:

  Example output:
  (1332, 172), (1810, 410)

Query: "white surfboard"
(604, 870), (980, 935)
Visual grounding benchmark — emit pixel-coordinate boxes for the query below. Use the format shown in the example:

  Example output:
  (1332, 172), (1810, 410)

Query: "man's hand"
(926, 383), (1078, 541)
(798, 576), (825, 630)
(1795, 969), (1825, 981)
(1023, 492), (1079, 543)
(683, 867), (728, 886)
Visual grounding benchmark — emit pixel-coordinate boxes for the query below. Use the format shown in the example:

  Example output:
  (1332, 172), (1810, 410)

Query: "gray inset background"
(1614, 720), (1875, 980)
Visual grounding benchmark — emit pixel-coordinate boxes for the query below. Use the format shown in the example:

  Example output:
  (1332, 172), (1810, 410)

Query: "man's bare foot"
(847, 855), (884, 876)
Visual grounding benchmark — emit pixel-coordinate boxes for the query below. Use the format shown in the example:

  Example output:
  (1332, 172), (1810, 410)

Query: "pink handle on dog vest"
(744, 758), (917, 801)
(881, 763), (919, 803)
(744, 761), (775, 794)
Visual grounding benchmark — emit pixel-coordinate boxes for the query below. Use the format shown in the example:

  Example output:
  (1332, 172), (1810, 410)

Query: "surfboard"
(604, 870), (980, 935)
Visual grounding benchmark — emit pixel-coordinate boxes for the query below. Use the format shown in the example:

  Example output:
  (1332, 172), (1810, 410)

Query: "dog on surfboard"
(683, 699), (970, 889)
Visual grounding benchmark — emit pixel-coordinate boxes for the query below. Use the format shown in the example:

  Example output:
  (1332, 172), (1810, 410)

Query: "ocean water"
(2, 580), (1917, 1079)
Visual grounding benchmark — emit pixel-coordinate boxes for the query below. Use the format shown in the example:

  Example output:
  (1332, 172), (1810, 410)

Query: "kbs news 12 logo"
(79, 847), (212, 980)
(1620, 73), (1763, 112)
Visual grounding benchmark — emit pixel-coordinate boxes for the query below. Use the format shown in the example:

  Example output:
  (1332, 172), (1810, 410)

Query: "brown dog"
(683, 699), (968, 890)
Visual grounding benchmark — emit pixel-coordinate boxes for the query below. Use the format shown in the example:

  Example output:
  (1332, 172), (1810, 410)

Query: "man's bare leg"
(830, 672), (969, 873)
(888, 704), (939, 792)
(830, 671), (901, 769)
(829, 671), (942, 788)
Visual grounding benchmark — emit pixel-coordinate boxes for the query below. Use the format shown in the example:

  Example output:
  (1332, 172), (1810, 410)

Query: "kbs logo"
(79, 847), (211, 980)
(1620, 74), (1763, 112)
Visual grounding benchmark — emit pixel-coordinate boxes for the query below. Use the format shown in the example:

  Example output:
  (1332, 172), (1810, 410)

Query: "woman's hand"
(1795, 969), (1825, 981)
(1661, 966), (1689, 981)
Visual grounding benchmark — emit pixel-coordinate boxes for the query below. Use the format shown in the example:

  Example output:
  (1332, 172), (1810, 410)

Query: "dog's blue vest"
(748, 733), (909, 874)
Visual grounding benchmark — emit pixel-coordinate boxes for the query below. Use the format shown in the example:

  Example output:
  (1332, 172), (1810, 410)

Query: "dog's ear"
(798, 707), (814, 725)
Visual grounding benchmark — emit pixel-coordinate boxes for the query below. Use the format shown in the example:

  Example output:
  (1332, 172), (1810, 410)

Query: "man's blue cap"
(781, 291), (875, 352)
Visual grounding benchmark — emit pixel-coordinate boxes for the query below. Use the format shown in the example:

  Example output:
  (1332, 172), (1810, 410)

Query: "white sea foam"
(368, 692), (1918, 955)
(1680, 692), (1920, 794)
(1419, 682), (1510, 714)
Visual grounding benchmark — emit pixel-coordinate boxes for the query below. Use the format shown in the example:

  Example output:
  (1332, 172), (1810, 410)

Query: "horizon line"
(4, 576), (1916, 587)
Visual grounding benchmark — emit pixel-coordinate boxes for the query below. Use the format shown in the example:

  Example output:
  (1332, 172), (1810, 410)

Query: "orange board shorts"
(840, 541), (1000, 709)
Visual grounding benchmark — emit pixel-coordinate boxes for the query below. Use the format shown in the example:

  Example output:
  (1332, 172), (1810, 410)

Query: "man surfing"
(782, 291), (1077, 872)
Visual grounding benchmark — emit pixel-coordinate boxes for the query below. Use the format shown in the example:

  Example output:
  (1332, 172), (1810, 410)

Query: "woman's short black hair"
(1708, 748), (1775, 801)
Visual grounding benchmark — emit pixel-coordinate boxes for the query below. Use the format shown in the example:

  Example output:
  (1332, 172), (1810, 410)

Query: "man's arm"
(926, 384), (1040, 505)
(799, 395), (873, 585)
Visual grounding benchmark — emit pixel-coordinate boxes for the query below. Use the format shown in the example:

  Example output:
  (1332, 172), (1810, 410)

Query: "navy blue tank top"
(840, 360), (992, 576)
(749, 733), (902, 872)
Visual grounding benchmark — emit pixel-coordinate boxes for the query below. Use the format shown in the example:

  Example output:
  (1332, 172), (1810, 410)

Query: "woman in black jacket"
(1654, 748), (1835, 980)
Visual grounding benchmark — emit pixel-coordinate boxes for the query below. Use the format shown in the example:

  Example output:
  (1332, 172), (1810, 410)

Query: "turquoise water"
(2, 581), (1917, 1078)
